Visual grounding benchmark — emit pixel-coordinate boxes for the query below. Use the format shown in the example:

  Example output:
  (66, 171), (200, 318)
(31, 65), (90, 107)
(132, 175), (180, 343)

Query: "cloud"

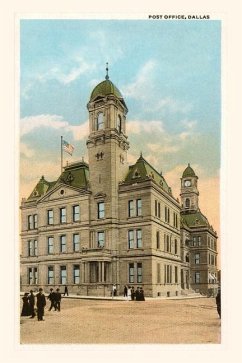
(126, 120), (164, 134)
(123, 60), (157, 100)
(20, 114), (89, 141)
(20, 143), (35, 158)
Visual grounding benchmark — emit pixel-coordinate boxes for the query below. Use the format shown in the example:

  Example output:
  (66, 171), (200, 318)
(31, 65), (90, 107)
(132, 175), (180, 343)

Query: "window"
(195, 272), (200, 284)
(60, 207), (66, 223)
(97, 112), (104, 130)
(158, 202), (161, 218)
(28, 268), (33, 284)
(60, 235), (66, 253)
(48, 266), (54, 284)
(73, 234), (80, 252)
(185, 198), (190, 208)
(128, 200), (134, 217)
(137, 229), (142, 248)
(97, 231), (105, 248)
(156, 231), (160, 249)
(165, 235), (171, 252)
(136, 199), (142, 216)
(73, 265), (80, 284)
(128, 229), (142, 249)
(34, 267), (38, 284)
(175, 266), (178, 283)
(157, 263), (161, 283)
(155, 200), (157, 217)
(174, 239), (178, 254)
(165, 265), (172, 284)
(73, 205), (80, 222)
(129, 263), (134, 283)
(165, 206), (170, 223)
(34, 240), (38, 256)
(33, 214), (38, 229)
(60, 266), (67, 284)
(198, 236), (201, 246)
(47, 237), (54, 254)
(28, 240), (33, 256)
(195, 253), (200, 264)
(128, 199), (142, 217)
(128, 230), (134, 249)
(28, 215), (34, 230)
(117, 114), (122, 133)
(47, 210), (54, 225)
(137, 263), (143, 283)
(98, 202), (105, 219)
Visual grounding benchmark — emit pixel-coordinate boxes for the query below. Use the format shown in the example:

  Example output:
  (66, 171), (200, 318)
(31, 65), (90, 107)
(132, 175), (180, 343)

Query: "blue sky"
(20, 19), (221, 231)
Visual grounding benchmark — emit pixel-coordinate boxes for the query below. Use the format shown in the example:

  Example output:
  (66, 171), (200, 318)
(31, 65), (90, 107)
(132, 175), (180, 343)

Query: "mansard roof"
(123, 154), (172, 195)
(181, 210), (217, 235)
(27, 160), (89, 201)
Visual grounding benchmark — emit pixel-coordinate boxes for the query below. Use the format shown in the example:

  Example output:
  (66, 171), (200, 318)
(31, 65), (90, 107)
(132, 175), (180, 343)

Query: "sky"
(20, 19), (221, 237)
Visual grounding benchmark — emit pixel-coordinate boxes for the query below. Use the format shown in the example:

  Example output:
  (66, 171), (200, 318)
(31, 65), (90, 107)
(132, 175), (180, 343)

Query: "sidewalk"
(20, 292), (206, 301)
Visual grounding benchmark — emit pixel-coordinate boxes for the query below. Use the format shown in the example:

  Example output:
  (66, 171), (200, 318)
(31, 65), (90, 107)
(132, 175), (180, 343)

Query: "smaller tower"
(180, 164), (199, 212)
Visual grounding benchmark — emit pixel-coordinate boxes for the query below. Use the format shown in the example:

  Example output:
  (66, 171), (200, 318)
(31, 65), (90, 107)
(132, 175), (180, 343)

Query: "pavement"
(20, 296), (221, 344)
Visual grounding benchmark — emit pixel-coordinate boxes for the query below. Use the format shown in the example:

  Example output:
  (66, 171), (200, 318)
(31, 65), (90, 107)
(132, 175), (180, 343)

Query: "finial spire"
(188, 163), (190, 167)
(105, 62), (109, 80)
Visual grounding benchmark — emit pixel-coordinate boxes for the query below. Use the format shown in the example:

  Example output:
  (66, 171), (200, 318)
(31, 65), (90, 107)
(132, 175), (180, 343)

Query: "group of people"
(123, 285), (145, 301)
(21, 287), (64, 321)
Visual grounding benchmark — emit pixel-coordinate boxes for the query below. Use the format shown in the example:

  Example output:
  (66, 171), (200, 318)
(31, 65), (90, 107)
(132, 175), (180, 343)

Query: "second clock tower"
(180, 163), (199, 212)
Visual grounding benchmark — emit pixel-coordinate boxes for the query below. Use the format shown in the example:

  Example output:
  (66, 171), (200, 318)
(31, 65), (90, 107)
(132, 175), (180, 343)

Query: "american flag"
(62, 139), (74, 156)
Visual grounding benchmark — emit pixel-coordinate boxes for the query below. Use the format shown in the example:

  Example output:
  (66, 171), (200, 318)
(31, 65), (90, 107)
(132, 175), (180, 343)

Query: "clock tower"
(180, 163), (199, 212)
(86, 65), (129, 221)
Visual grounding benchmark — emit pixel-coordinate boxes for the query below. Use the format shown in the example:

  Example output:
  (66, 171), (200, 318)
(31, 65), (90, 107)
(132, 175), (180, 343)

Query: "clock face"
(184, 180), (191, 187)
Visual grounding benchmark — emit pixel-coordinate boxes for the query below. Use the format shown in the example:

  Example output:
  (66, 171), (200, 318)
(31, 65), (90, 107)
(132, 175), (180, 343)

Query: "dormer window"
(97, 112), (104, 130)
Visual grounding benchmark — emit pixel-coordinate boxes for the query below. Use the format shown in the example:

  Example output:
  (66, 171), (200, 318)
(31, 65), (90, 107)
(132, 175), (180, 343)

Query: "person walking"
(63, 285), (69, 296)
(48, 288), (57, 311)
(123, 285), (128, 298)
(21, 293), (31, 316)
(135, 287), (140, 301)
(36, 288), (46, 321)
(28, 290), (36, 318)
(215, 289), (221, 318)
(55, 288), (62, 311)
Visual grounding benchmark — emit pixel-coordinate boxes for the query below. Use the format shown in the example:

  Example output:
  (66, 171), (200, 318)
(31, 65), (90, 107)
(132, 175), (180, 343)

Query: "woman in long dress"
(21, 293), (31, 316)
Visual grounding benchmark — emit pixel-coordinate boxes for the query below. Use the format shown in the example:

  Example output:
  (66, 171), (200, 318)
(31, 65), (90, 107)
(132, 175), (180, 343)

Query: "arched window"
(117, 114), (122, 133)
(97, 112), (104, 130)
(185, 198), (190, 208)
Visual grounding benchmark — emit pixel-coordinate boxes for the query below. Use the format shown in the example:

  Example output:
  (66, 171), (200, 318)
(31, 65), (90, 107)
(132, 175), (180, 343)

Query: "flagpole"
(61, 135), (63, 174)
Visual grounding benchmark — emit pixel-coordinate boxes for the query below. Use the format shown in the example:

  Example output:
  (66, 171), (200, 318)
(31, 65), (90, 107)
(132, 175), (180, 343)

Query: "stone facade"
(20, 75), (218, 297)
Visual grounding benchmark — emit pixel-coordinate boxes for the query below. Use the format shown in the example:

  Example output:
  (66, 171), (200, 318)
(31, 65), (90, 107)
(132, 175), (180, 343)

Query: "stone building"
(20, 72), (218, 297)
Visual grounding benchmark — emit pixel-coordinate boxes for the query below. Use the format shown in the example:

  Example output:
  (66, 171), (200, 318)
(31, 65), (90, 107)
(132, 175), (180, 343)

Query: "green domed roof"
(90, 79), (123, 101)
(182, 164), (196, 178)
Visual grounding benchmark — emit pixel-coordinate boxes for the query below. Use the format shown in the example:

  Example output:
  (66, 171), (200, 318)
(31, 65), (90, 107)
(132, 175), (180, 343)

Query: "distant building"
(20, 71), (218, 297)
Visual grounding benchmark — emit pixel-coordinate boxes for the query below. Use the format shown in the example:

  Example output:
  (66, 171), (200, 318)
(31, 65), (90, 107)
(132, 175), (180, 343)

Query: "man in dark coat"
(216, 289), (221, 318)
(28, 290), (36, 318)
(123, 285), (128, 298)
(55, 288), (62, 311)
(63, 285), (69, 296)
(36, 288), (46, 321)
(135, 287), (140, 301)
(140, 287), (145, 301)
(48, 288), (57, 311)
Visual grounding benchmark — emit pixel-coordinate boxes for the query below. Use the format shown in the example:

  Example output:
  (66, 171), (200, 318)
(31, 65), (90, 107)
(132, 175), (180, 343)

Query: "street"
(20, 297), (221, 344)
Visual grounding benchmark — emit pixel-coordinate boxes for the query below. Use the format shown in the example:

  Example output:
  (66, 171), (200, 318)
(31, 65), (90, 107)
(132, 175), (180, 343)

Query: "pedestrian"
(28, 290), (36, 318)
(55, 288), (62, 311)
(140, 287), (145, 301)
(21, 293), (31, 316)
(215, 289), (221, 318)
(135, 287), (140, 301)
(123, 285), (128, 298)
(36, 288), (46, 321)
(64, 285), (69, 296)
(131, 286), (135, 301)
(127, 286), (132, 301)
(112, 284), (117, 297)
(48, 288), (57, 311)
